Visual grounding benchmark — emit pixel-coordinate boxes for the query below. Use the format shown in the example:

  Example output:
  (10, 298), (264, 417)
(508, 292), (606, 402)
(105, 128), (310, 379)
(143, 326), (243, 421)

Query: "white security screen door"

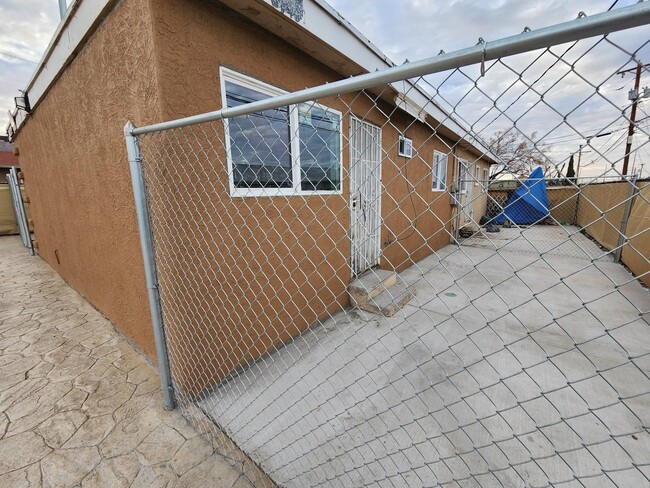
(349, 116), (382, 275)
(458, 158), (472, 223)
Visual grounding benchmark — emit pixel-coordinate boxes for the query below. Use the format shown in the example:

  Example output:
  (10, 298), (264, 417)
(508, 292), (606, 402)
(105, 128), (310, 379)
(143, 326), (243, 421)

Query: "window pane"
(433, 152), (447, 190)
(298, 104), (341, 191)
(225, 81), (292, 189)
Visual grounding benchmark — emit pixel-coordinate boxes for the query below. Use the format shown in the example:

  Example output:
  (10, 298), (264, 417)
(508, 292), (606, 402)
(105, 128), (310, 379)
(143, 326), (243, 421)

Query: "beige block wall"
(0, 185), (18, 235)
(578, 181), (649, 286)
(488, 185), (579, 224)
(548, 187), (579, 224)
(621, 183), (650, 286)
(577, 182), (631, 251)
(0, 185), (33, 235)
(0, 186), (18, 235)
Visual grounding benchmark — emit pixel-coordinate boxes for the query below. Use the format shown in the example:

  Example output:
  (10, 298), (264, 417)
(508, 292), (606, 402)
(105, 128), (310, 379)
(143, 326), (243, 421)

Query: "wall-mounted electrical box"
(398, 136), (413, 158)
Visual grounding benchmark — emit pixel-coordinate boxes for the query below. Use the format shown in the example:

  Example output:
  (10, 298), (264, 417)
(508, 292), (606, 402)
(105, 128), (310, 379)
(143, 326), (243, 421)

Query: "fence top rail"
(129, 2), (650, 136)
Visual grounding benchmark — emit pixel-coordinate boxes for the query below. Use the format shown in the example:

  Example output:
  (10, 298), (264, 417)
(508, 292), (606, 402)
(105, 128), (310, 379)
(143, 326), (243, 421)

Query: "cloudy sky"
(0, 0), (60, 129)
(1, 0), (648, 176)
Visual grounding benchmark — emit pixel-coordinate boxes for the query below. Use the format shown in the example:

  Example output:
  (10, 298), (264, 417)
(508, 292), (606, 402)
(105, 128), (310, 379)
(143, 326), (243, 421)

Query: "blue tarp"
(494, 167), (550, 224)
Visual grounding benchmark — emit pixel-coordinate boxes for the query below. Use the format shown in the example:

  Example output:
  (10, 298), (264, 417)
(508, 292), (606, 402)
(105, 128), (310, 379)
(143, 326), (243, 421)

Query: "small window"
(398, 136), (413, 158)
(433, 151), (448, 191)
(474, 164), (480, 186)
(483, 168), (489, 190)
(221, 68), (342, 196)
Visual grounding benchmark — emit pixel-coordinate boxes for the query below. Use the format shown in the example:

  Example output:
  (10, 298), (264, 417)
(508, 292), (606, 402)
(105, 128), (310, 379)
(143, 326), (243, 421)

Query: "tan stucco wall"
(13, 0), (164, 359)
(578, 180), (650, 286)
(143, 0), (459, 394)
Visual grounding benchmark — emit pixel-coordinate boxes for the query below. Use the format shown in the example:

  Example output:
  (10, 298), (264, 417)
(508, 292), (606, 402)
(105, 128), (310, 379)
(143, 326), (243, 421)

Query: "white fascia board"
(258, 0), (493, 159)
(11, 0), (115, 135)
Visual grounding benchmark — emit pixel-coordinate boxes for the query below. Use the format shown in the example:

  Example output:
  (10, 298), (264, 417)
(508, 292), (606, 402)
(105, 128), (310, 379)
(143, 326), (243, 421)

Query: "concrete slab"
(200, 239), (649, 487)
(460, 225), (613, 262)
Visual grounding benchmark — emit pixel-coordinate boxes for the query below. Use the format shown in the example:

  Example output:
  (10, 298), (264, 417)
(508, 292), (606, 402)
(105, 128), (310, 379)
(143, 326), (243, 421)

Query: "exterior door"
(350, 116), (382, 276)
(458, 158), (472, 224)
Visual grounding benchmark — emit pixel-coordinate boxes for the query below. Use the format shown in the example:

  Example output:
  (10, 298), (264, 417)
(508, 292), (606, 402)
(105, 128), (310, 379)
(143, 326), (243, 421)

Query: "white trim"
(9, 0), (492, 161)
(219, 67), (343, 198)
(251, 0), (494, 160)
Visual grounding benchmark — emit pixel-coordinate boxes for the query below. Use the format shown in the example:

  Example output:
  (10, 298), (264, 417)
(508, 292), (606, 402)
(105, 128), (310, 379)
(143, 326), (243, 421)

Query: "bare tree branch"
(488, 129), (553, 179)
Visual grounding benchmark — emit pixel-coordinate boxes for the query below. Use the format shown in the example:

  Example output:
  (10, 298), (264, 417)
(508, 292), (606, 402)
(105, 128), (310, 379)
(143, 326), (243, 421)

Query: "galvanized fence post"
(8, 167), (34, 256)
(124, 121), (175, 410)
(614, 174), (639, 264)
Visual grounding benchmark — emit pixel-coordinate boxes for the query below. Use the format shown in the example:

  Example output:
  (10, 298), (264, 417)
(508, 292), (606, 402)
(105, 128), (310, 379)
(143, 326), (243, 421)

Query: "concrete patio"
(200, 231), (650, 487)
(0, 236), (256, 488)
(459, 225), (612, 261)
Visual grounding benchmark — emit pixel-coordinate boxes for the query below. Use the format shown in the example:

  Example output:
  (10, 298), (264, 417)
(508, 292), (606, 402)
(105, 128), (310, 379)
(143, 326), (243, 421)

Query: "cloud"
(328, 0), (650, 176)
(1, 0), (648, 176)
(0, 0), (60, 129)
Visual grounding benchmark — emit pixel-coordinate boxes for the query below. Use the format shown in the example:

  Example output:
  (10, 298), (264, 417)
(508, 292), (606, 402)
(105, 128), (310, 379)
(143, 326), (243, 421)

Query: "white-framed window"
(220, 67), (342, 197)
(432, 150), (448, 191)
(474, 164), (481, 186)
(483, 168), (489, 190)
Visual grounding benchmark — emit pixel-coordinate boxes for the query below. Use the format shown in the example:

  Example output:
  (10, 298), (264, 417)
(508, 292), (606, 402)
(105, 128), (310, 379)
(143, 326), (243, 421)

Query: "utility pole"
(621, 63), (643, 176)
(576, 144), (583, 179)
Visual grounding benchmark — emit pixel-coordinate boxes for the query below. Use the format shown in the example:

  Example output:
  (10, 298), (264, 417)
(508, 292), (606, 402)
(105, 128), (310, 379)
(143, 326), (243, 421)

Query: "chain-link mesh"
(134, 15), (649, 488)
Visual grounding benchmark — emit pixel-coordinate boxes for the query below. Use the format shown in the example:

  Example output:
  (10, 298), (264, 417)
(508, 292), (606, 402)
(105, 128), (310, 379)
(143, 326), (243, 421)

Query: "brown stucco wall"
(13, 0), (482, 395)
(13, 0), (164, 359)
(141, 0), (460, 394)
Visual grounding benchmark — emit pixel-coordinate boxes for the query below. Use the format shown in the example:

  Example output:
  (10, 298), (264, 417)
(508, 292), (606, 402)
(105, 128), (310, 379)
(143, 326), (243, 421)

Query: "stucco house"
(7, 0), (493, 392)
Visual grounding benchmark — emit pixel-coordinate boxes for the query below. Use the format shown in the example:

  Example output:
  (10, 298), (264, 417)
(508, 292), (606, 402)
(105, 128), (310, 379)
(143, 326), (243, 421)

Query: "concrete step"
(349, 270), (397, 306)
(358, 283), (415, 317)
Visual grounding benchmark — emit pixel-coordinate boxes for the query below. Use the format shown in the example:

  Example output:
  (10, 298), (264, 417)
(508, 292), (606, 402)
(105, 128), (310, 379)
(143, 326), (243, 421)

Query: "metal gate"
(7, 167), (33, 255)
(350, 116), (382, 275)
(125, 4), (650, 487)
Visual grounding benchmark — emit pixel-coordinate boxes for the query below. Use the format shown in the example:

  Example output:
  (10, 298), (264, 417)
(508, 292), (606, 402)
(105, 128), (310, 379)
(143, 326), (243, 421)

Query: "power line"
(0, 50), (38, 64)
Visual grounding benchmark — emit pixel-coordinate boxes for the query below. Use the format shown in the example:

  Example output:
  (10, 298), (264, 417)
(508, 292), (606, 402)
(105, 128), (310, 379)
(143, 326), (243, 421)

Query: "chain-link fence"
(126, 5), (650, 487)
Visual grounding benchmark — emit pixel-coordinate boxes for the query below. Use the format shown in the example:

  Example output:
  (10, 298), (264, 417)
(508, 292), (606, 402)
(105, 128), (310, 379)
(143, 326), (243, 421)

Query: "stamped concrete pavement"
(0, 236), (255, 488)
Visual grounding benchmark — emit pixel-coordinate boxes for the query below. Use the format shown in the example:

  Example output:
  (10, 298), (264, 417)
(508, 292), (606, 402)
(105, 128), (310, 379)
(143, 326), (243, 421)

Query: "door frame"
(349, 115), (383, 277)
(457, 157), (473, 224)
